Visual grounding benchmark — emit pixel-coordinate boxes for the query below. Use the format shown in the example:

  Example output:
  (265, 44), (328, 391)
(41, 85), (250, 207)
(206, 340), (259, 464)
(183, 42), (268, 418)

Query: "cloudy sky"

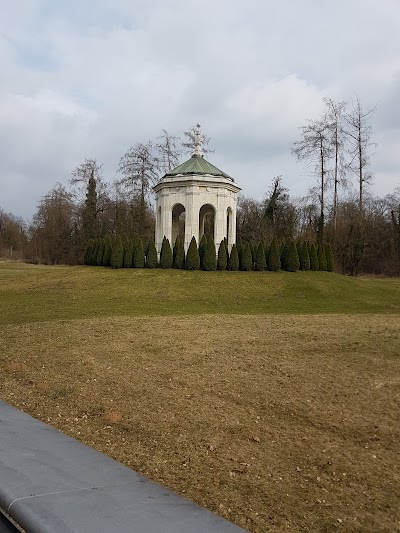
(1, 0), (399, 219)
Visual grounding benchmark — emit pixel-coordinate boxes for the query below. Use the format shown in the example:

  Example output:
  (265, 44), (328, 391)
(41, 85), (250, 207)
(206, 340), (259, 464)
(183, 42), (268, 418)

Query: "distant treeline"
(0, 116), (399, 276)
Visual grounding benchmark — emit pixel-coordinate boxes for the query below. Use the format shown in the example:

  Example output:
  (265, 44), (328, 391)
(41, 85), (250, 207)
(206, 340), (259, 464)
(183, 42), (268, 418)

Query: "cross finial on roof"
(193, 123), (203, 157)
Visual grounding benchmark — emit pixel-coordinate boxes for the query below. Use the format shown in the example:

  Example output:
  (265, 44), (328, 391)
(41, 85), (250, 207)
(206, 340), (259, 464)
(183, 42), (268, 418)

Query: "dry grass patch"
(1, 314), (399, 532)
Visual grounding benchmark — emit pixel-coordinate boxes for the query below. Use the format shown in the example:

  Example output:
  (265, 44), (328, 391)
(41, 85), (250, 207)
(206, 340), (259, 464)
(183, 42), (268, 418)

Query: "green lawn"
(0, 261), (399, 325)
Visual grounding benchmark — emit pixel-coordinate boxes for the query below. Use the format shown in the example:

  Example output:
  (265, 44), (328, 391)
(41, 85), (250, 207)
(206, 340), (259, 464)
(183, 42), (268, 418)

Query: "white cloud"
(0, 0), (399, 218)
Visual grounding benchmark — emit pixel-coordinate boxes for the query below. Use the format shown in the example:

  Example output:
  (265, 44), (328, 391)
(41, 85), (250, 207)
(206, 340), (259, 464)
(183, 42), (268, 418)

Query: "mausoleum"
(153, 128), (241, 253)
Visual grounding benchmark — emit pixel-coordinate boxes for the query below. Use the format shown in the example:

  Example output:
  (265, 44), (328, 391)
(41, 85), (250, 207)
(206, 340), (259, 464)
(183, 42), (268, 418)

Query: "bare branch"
(182, 123), (214, 155)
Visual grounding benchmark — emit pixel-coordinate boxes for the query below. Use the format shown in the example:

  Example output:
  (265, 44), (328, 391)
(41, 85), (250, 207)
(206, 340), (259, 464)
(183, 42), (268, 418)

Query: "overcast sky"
(1, 0), (399, 219)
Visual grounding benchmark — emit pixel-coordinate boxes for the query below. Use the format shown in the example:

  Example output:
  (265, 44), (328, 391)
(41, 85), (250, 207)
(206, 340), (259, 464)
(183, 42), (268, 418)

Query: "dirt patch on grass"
(1, 314), (399, 532)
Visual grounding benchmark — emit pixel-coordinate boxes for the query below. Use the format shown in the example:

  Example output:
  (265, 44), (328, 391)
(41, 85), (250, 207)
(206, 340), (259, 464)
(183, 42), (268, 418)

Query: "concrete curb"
(0, 401), (246, 533)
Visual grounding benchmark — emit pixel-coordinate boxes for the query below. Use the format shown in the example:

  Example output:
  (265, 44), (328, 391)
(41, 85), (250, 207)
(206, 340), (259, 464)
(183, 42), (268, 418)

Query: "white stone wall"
(154, 174), (241, 253)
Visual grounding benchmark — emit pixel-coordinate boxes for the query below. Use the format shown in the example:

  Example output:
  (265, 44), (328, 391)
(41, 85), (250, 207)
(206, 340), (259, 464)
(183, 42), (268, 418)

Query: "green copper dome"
(164, 154), (234, 181)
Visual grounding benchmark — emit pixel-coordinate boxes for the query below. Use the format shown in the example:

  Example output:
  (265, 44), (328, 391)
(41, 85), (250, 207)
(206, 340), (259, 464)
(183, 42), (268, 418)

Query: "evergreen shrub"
(203, 236), (216, 271)
(285, 239), (300, 272)
(111, 236), (124, 268)
(325, 244), (335, 272)
(299, 241), (310, 271)
(173, 235), (185, 269)
(317, 244), (327, 271)
(123, 239), (133, 268)
(240, 242), (253, 271)
(309, 243), (319, 271)
(103, 236), (112, 267)
(146, 239), (158, 268)
(217, 240), (227, 270)
(228, 244), (239, 271)
(160, 237), (173, 268)
(133, 237), (145, 268)
(267, 237), (281, 271)
(254, 242), (266, 271)
(199, 234), (208, 268)
(186, 236), (200, 270)
(95, 239), (105, 266)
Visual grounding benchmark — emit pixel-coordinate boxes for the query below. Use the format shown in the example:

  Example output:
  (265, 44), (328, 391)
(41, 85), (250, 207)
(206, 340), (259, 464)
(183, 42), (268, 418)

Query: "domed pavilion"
(153, 127), (241, 254)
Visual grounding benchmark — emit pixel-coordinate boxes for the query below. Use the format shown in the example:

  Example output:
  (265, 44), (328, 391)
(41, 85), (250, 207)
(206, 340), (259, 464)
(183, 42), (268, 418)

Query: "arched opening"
(227, 207), (233, 247)
(199, 204), (215, 241)
(172, 203), (185, 245)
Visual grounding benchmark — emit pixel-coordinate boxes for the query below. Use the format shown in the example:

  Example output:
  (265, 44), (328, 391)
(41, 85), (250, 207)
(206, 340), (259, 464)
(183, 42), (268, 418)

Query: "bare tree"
(345, 97), (375, 212)
(182, 123), (214, 156)
(70, 158), (103, 188)
(30, 184), (75, 264)
(324, 98), (347, 233)
(156, 129), (181, 173)
(118, 142), (159, 236)
(292, 117), (333, 242)
(118, 142), (159, 195)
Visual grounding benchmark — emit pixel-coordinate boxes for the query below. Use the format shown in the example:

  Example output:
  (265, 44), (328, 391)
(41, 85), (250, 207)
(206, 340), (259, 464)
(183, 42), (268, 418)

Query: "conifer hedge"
(84, 231), (336, 275)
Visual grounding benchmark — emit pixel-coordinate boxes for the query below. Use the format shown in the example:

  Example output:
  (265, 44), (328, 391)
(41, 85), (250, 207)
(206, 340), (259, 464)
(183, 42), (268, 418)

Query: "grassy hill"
(0, 261), (399, 325)
(1, 261), (399, 532)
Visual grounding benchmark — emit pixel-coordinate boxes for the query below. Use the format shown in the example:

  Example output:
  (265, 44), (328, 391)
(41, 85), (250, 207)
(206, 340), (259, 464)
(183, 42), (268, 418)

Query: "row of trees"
(84, 233), (334, 273)
(1, 113), (399, 276)
(292, 97), (375, 241)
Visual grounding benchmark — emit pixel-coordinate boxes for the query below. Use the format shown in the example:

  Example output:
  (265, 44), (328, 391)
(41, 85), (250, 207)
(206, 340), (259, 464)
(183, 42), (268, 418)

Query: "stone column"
(184, 187), (199, 251)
